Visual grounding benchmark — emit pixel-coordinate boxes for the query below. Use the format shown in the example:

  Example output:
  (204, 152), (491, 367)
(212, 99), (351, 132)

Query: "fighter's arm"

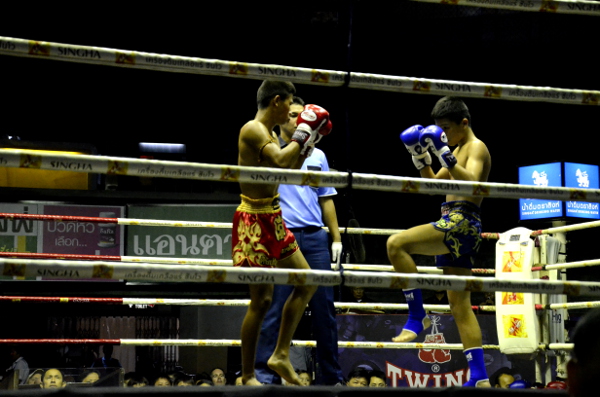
(419, 165), (450, 180)
(447, 140), (491, 182)
(240, 121), (303, 169)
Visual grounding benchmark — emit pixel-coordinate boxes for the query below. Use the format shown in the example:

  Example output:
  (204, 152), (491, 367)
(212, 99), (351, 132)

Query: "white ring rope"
(0, 251), (494, 274)
(4, 211), (600, 241)
(1, 36), (598, 106)
(0, 296), (454, 312)
(3, 258), (600, 297)
(94, 340), (575, 351)
(534, 220), (600, 235)
(548, 301), (600, 310)
(0, 295), (507, 313)
(543, 258), (600, 271)
(339, 264), (496, 274)
(120, 339), (476, 350)
(0, 337), (572, 351)
(21, 295), (600, 312)
(411, 0), (600, 16)
(339, 264), (442, 274)
(0, 213), (402, 235)
(1, 149), (599, 203)
(6, 211), (600, 237)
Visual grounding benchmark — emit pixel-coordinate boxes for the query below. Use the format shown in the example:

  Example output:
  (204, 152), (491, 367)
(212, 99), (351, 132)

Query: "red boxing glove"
(291, 105), (331, 150)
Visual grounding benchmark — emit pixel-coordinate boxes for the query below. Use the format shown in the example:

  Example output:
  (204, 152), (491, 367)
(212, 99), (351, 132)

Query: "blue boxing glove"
(419, 125), (457, 168)
(509, 380), (531, 389)
(400, 125), (432, 170)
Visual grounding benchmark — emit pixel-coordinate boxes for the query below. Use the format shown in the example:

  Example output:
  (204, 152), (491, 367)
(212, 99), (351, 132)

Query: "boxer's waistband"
(238, 194), (280, 212)
(440, 201), (481, 216)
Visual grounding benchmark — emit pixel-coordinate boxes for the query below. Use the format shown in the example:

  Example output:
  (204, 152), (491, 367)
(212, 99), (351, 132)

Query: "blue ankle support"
(463, 347), (488, 387)
(402, 289), (427, 335)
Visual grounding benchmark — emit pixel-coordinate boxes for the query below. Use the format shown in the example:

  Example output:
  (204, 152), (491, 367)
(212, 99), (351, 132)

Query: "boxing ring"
(1, 162), (599, 389)
(1, 0), (600, 393)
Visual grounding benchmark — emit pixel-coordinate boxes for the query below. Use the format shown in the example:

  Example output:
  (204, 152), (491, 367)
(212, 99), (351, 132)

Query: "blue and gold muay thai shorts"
(431, 201), (482, 269)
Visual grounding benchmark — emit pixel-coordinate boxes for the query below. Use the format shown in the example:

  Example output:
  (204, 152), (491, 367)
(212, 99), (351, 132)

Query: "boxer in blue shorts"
(387, 97), (492, 387)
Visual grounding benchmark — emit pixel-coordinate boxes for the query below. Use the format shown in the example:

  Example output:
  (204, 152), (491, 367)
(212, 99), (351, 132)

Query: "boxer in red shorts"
(235, 80), (331, 386)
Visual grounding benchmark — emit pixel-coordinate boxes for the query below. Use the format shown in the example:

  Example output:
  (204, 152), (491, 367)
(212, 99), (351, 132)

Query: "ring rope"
(0, 251), (232, 266)
(548, 301), (600, 310)
(3, 258), (600, 296)
(1, 295), (543, 312)
(1, 36), (598, 106)
(532, 220), (600, 236)
(339, 264), (495, 274)
(534, 258), (600, 271)
(0, 338), (495, 350)
(4, 212), (599, 240)
(7, 211), (600, 237)
(411, 0), (600, 16)
(483, 219), (600, 239)
(0, 252), (497, 274)
(0, 338), (572, 351)
(0, 213), (231, 229)
(1, 149), (599, 203)
(0, 213), (403, 235)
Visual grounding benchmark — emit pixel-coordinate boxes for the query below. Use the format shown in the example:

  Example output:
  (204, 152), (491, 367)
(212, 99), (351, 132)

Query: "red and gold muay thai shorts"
(232, 194), (299, 268)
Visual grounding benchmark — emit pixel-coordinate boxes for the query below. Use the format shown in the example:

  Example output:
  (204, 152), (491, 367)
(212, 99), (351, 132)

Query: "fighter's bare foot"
(242, 377), (263, 386)
(463, 378), (491, 387)
(267, 356), (301, 385)
(392, 316), (431, 342)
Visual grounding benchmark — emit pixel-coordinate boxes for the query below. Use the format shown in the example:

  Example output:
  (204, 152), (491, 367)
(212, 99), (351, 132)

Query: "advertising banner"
(519, 162), (562, 221)
(564, 162), (600, 219)
(39, 205), (124, 255)
(0, 203), (39, 253)
(337, 313), (534, 387)
(126, 204), (237, 259)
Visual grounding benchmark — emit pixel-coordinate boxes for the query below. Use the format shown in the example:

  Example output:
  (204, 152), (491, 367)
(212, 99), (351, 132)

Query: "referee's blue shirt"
(278, 138), (336, 228)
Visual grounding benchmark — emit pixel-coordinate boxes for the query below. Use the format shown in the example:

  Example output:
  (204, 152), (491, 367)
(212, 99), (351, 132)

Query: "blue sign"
(564, 162), (600, 219)
(519, 162), (563, 221)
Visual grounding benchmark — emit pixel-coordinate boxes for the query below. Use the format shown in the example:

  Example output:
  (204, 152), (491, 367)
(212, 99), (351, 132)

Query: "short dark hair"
(256, 80), (296, 109)
(124, 372), (148, 387)
(431, 96), (471, 126)
(347, 367), (369, 381)
(153, 373), (172, 386)
(292, 96), (305, 107)
(369, 369), (385, 381)
(490, 367), (515, 387)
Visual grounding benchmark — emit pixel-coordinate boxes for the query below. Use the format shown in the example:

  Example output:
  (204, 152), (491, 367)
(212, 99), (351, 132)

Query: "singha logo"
(576, 169), (590, 188)
(531, 170), (549, 187)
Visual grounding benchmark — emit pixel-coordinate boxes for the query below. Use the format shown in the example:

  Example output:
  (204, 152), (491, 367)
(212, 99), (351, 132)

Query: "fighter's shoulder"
(464, 138), (490, 157)
(240, 120), (270, 141)
(241, 119), (266, 133)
